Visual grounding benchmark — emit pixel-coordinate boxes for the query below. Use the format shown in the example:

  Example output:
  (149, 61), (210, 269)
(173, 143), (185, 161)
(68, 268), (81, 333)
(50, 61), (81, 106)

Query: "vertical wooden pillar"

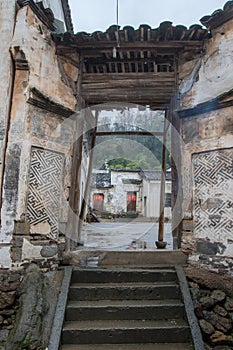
(66, 56), (85, 249)
(171, 56), (182, 249)
(157, 109), (169, 244)
(78, 110), (98, 236)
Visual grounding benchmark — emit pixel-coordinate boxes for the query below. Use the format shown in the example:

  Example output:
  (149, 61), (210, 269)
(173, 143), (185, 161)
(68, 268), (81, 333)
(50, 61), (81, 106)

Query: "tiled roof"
(53, 22), (209, 46)
(91, 172), (112, 189)
(200, 1), (233, 30)
(141, 170), (171, 181)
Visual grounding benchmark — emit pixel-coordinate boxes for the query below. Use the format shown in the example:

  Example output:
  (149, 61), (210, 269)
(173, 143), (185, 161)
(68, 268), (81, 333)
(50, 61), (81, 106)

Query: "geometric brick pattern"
(27, 147), (64, 239)
(193, 148), (233, 238)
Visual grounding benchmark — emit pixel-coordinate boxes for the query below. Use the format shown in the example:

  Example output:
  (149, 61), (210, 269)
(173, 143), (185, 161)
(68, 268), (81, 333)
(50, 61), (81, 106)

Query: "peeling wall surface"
(0, 1), (16, 267)
(180, 21), (233, 108)
(179, 19), (233, 274)
(0, 2), (80, 268)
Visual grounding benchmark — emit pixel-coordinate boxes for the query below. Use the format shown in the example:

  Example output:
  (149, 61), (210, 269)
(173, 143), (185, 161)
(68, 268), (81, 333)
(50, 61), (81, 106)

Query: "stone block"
(211, 290), (226, 302)
(203, 311), (232, 333)
(12, 237), (23, 248)
(0, 329), (9, 342)
(58, 242), (66, 259)
(214, 305), (227, 317)
(199, 319), (215, 335)
(196, 241), (218, 255)
(11, 248), (22, 262)
(0, 291), (15, 309)
(40, 246), (57, 258)
(0, 281), (20, 292)
(182, 219), (194, 231)
(30, 222), (51, 235)
(210, 331), (233, 347)
(14, 221), (30, 235)
(224, 297), (233, 311)
(200, 296), (216, 309)
(30, 240), (51, 246)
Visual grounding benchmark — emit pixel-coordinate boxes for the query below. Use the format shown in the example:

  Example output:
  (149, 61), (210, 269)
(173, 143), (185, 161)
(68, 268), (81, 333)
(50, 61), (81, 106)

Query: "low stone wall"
(0, 269), (23, 346)
(11, 221), (66, 268)
(186, 267), (233, 349)
(0, 264), (64, 350)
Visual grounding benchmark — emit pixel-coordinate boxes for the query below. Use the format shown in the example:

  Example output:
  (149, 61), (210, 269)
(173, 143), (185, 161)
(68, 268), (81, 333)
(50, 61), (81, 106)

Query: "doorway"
(93, 193), (104, 212)
(127, 192), (137, 212)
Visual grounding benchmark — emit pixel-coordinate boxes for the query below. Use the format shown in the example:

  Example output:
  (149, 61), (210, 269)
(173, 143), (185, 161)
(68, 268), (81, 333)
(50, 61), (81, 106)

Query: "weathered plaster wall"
(179, 20), (233, 275)
(180, 20), (233, 108)
(11, 6), (77, 109)
(0, 1), (16, 267)
(0, 4), (80, 267)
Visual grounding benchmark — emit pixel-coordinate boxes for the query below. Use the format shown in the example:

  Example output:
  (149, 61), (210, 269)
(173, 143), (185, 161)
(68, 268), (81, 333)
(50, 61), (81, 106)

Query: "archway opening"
(80, 105), (175, 251)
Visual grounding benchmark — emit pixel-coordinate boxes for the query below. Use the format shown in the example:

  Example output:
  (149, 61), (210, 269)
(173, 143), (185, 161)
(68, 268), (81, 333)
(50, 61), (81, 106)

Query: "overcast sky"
(69, 0), (226, 33)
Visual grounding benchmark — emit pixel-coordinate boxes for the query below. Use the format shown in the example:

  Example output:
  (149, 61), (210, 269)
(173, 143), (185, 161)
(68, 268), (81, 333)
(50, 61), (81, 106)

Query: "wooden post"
(78, 110), (98, 236)
(66, 56), (85, 250)
(157, 109), (170, 246)
(171, 56), (182, 249)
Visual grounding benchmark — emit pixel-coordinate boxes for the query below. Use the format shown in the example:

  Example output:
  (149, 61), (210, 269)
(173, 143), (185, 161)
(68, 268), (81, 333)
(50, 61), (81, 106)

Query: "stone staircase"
(60, 267), (198, 349)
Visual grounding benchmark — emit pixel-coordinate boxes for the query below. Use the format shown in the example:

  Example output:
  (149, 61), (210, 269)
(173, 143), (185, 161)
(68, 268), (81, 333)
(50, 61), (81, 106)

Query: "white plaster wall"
(0, 247), (12, 268)
(142, 180), (171, 219)
(111, 171), (142, 213)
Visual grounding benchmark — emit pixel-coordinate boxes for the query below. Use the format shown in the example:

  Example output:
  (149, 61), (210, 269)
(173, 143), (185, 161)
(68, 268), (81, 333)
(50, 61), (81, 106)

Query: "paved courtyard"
(81, 220), (173, 250)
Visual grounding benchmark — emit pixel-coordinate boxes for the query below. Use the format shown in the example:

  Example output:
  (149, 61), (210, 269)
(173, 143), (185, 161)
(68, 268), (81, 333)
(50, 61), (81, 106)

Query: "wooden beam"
(83, 86), (175, 94)
(82, 91), (174, 101)
(67, 40), (204, 50)
(82, 72), (175, 82)
(84, 57), (175, 65)
(82, 81), (175, 90)
(95, 131), (164, 137)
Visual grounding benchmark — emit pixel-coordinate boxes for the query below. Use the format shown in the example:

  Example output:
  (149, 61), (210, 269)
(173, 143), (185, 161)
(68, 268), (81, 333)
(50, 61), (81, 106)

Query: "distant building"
(90, 167), (171, 219)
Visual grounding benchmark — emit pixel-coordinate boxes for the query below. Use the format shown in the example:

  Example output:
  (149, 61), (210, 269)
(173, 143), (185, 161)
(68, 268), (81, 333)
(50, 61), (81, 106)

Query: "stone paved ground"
(81, 221), (173, 250)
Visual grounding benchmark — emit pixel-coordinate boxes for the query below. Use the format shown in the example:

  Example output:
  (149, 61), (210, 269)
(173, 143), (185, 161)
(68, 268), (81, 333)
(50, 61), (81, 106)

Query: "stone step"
(71, 250), (187, 268)
(66, 299), (185, 321)
(62, 319), (191, 344)
(67, 298), (182, 307)
(61, 343), (193, 350)
(68, 282), (180, 301)
(71, 268), (177, 284)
